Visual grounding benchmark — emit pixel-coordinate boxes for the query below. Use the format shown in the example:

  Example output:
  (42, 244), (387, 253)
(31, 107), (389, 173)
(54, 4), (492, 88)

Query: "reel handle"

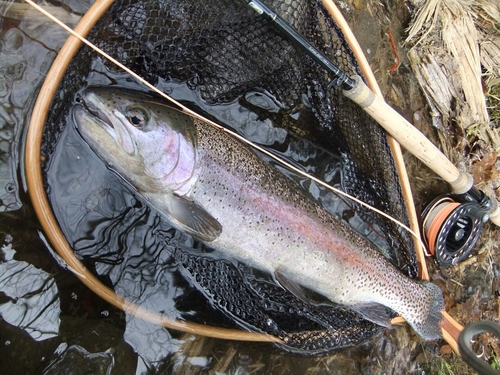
(488, 198), (500, 226)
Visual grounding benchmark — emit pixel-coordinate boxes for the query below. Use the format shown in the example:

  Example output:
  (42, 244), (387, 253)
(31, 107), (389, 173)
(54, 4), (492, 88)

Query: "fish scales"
(74, 88), (444, 340)
(194, 118), (443, 340)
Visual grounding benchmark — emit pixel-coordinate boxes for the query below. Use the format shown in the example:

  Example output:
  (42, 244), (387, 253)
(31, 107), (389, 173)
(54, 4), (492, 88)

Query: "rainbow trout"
(73, 87), (444, 340)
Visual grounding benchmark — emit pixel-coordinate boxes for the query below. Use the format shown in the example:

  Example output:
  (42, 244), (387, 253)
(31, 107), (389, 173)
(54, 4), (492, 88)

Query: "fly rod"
(246, 0), (500, 226)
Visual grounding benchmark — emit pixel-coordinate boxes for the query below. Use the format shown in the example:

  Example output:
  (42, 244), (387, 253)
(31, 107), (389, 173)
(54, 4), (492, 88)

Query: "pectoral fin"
(274, 270), (311, 304)
(157, 193), (222, 242)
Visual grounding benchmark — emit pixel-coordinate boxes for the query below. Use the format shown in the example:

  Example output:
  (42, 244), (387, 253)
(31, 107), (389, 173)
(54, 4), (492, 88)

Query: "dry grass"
(402, 0), (500, 372)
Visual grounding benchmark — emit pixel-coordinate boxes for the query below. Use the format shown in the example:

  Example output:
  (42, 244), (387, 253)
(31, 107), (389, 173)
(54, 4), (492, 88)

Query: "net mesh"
(41, 0), (417, 353)
(174, 244), (382, 353)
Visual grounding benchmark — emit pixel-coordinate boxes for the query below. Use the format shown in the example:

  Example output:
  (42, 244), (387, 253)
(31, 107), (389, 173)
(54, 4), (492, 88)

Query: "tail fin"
(406, 282), (445, 340)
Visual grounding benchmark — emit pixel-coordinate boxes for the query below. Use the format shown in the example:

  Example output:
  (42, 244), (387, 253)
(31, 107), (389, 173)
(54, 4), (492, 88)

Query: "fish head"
(73, 87), (198, 195)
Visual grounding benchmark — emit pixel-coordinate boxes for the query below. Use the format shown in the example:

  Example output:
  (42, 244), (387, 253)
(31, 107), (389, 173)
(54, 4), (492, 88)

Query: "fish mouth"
(74, 89), (138, 156)
(73, 89), (123, 145)
(77, 90), (114, 130)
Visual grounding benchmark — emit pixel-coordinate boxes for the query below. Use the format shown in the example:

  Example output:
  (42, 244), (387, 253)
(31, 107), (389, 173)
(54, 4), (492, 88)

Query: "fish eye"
(125, 106), (148, 127)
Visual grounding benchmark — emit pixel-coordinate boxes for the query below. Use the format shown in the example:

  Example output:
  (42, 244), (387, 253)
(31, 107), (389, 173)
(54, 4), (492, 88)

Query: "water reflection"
(124, 316), (180, 366)
(0, 27), (28, 211)
(0, 2), (80, 211)
(0, 235), (60, 340)
(43, 343), (115, 375)
(0, 2), (140, 373)
(0, 0), (81, 348)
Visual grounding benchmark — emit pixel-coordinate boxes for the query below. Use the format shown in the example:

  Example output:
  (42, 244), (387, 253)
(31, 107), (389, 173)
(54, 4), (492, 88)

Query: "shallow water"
(1, 1), (438, 374)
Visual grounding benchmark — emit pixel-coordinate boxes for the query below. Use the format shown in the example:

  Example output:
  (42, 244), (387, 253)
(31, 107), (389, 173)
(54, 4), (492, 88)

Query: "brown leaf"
(470, 151), (499, 184)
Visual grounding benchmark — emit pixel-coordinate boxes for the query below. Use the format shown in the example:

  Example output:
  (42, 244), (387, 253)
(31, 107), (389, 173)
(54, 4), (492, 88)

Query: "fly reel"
(421, 188), (491, 266)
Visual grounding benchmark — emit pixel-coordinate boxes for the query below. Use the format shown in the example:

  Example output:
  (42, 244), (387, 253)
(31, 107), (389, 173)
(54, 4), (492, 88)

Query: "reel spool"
(422, 191), (490, 266)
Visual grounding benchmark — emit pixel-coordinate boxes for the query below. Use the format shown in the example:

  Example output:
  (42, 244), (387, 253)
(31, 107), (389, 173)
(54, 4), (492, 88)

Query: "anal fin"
(351, 303), (394, 328)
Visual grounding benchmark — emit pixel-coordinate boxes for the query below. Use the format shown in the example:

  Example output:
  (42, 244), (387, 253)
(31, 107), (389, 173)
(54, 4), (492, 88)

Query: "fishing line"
(23, 0), (428, 252)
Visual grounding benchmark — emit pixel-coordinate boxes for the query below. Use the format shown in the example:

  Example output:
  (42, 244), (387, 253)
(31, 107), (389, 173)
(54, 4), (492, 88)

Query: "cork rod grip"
(343, 75), (472, 194)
